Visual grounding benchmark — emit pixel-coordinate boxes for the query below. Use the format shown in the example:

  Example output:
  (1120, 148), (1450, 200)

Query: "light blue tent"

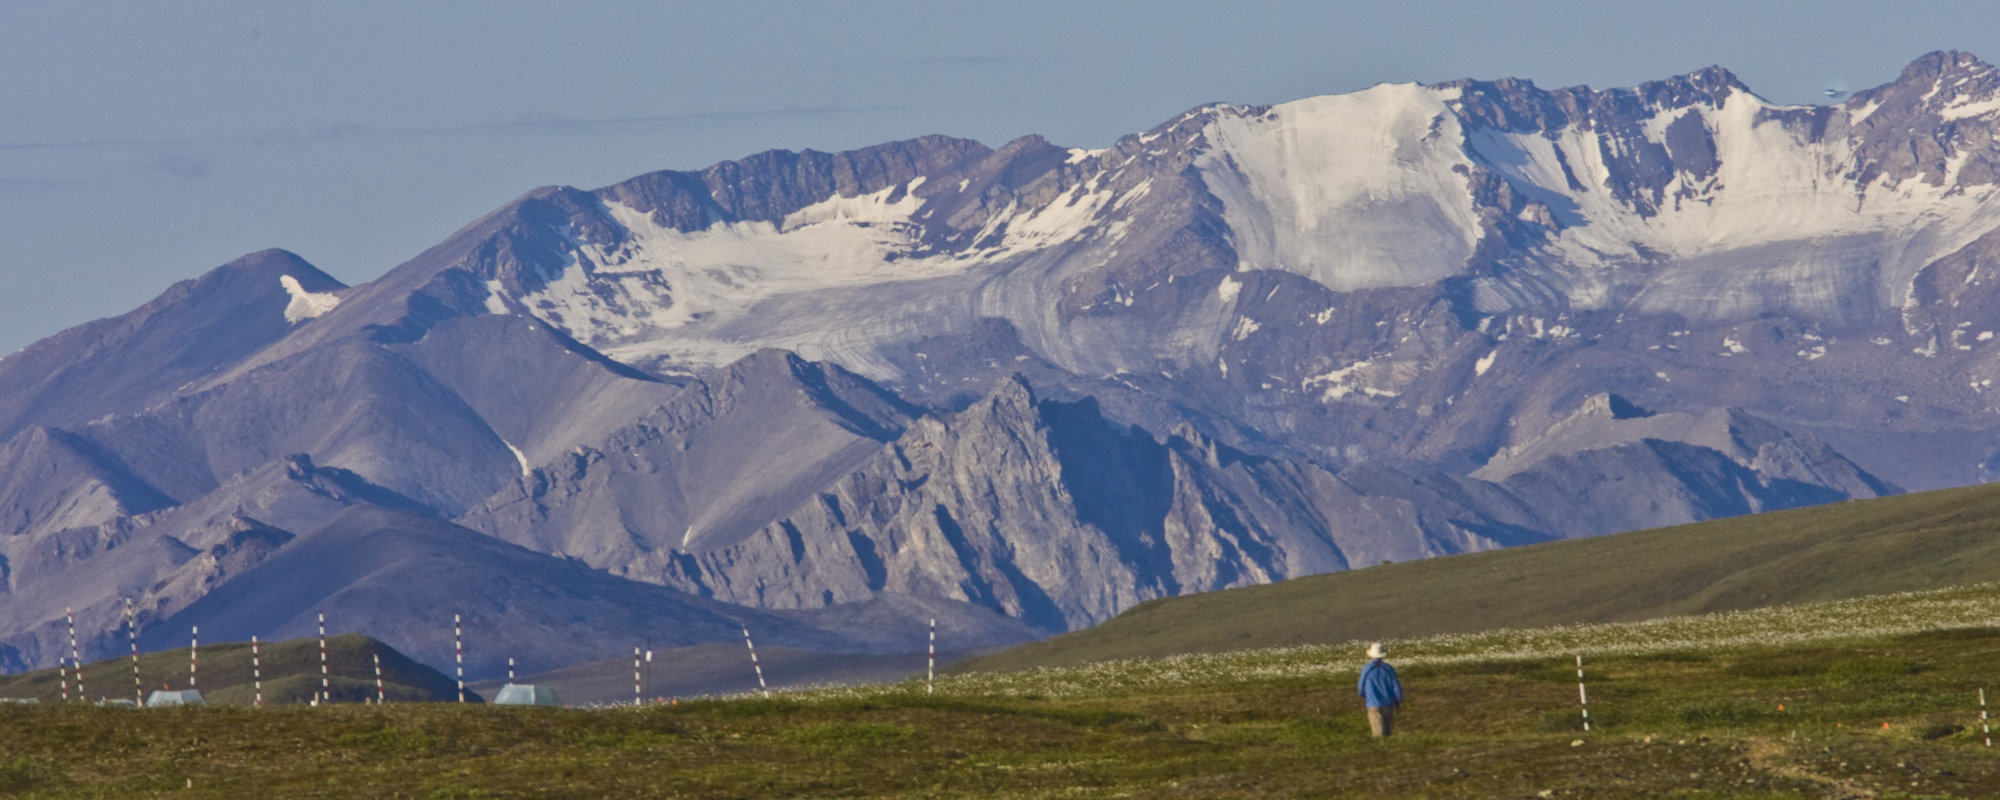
(146, 689), (205, 707)
(492, 683), (561, 706)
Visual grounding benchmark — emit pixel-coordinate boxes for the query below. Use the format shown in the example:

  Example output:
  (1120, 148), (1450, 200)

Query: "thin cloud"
(850, 55), (1019, 68)
(0, 107), (907, 153)
(141, 152), (216, 181)
(0, 177), (71, 192)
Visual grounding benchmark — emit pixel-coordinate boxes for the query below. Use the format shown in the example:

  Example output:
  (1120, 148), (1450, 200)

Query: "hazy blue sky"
(2, 1), (1994, 354)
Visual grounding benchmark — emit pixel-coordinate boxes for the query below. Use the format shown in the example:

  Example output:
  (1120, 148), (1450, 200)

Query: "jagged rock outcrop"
(461, 349), (916, 563)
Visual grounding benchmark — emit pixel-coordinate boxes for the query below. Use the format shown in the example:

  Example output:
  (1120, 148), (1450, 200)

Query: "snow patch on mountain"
(483, 280), (509, 315)
(1474, 350), (1497, 376)
(279, 275), (341, 323)
(511, 184), (943, 365)
(1195, 83), (1483, 292)
(1303, 357), (1400, 401)
(1942, 95), (2000, 120)
(507, 173), (1128, 376)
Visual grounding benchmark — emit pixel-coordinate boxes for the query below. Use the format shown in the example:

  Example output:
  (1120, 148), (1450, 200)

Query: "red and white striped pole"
(1576, 654), (1592, 732)
(189, 626), (198, 689)
(927, 617), (936, 696)
(742, 627), (769, 698)
(508, 657), (515, 683)
(453, 613), (464, 703)
(373, 653), (384, 704)
(251, 636), (262, 708)
(126, 599), (142, 705)
(634, 646), (642, 706)
(318, 612), (330, 704)
(1982, 688), (1991, 747)
(66, 607), (84, 701)
(58, 658), (69, 702)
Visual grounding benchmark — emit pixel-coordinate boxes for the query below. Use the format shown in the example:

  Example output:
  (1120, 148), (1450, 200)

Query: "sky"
(1, 1), (1995, 355)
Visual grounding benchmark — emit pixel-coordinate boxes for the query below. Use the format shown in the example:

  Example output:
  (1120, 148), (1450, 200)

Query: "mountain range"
(4, 51), (1999, 679)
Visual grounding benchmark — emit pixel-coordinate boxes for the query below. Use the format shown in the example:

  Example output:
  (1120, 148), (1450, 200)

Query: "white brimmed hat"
(1366, 642), (1386, 659)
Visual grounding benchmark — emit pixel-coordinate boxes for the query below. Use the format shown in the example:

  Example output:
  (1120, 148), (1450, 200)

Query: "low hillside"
(0, 633), (469, 705)
(473, 643), (943, 706)
(958, 480), (2000, 672)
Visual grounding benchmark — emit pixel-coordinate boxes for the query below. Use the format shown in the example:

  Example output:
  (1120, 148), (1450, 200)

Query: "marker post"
(1983, 688), (1992, 747)
(127, 599), (142, 705)
(454, 614), (464, 703)
(927, 618), (936, 696)
(252, 636), (263, 708)
(742, 627), (769, 698)
(1576, 654), (1591, 732)
(318, 613), (330, 704)
(65, 608), (83, 701)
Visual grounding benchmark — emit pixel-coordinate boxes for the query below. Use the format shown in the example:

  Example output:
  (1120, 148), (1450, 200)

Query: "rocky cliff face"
(1, 53), (1985, 675)
(580, 376), (1864, 630)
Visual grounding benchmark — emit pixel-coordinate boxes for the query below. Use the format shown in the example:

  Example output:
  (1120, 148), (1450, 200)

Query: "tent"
(146, 690), (205, 707)
(492, 683), (561, 707)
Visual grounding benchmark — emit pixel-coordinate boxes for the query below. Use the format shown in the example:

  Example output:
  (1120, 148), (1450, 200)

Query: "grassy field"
(960, 481), (2000, 673)
(10, 585), (2000, 797)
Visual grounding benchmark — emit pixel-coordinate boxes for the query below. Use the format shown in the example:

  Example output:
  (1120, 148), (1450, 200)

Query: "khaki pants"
(1367, 706), (1395, 737)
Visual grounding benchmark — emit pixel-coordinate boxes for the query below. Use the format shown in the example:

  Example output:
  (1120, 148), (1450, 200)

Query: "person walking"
(1358, 642), (1402, 737)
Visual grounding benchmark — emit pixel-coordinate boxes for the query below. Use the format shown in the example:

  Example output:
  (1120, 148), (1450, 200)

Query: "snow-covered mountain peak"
(1910, 52), (2000, 120)
(1436, 66), (2000, 324)
(361, 51), (2000, 387)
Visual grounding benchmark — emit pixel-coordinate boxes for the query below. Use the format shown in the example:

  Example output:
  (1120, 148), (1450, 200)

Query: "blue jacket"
(1358, 659), (1402, 708)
